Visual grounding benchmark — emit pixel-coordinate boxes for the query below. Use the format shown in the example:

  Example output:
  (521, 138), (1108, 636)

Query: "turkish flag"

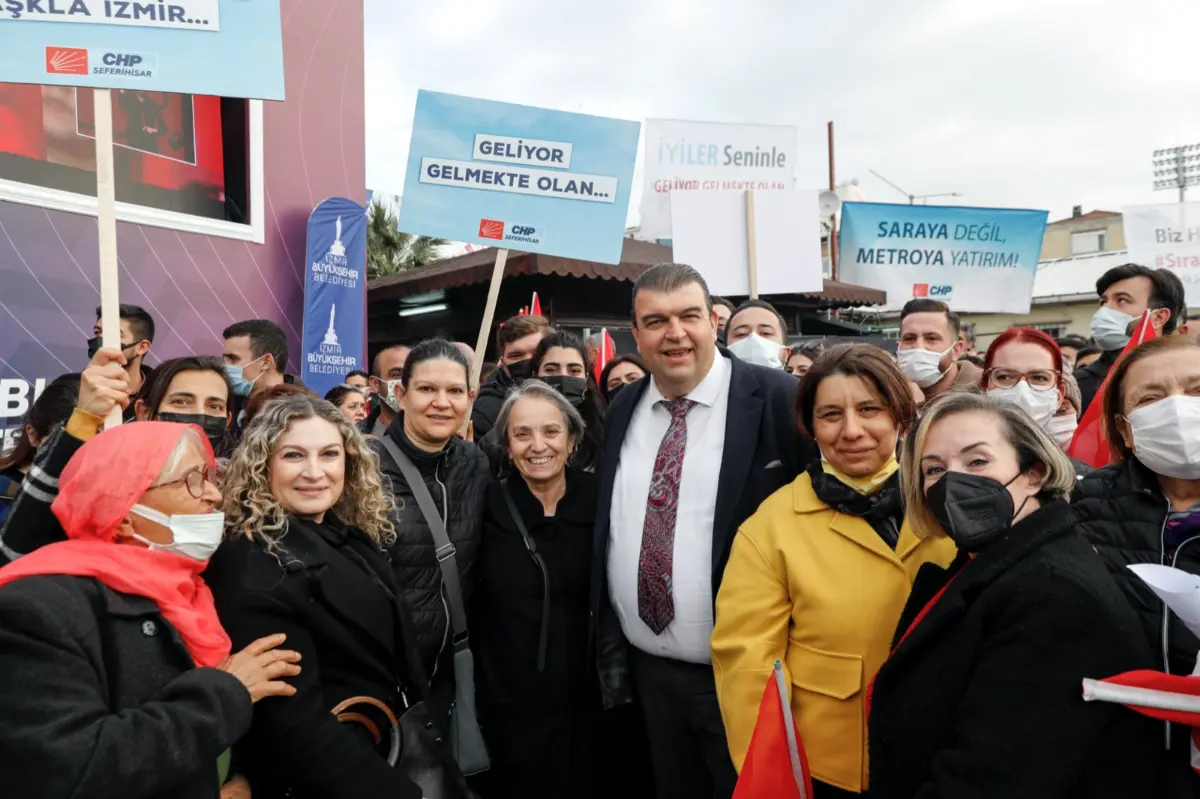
(592, 328), (616, 384)
(733, 660), (813, 799)
(1084, 663), (1200, 775)
(1067, 310), (1157, 469)
(531, 292), (542, 318)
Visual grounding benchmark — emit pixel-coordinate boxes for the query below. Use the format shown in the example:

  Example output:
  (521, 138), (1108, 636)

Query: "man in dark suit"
(591, 263), (815, 799)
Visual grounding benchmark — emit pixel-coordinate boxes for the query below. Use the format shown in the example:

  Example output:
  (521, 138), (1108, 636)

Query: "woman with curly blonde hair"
(207, 394), (471, 799)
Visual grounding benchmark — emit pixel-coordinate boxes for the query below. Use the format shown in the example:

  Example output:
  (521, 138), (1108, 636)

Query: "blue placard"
(302, 197), (366, 397)
(838, 202), (1049, 314)
(399, 90), (640, 265)
(0, 0), (284, 100)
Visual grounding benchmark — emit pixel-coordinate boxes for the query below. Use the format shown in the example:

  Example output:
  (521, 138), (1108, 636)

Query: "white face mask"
(381, 379), (401, 413)
(897, 345), (952, 388)
(987, 382), (1060, 428)
(1047, 414), (1078, 448)
(728, 333), (784, 370)
(130, 504), (225, 562)
(1127, 396), (1200, 479)
(1090, 307), (1136, 352)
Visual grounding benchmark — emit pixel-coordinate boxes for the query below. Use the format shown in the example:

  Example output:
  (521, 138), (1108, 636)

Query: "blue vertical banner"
(302, 197), (366, 397)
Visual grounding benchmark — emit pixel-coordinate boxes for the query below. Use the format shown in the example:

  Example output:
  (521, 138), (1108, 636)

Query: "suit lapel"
(712, 358), (763, 583)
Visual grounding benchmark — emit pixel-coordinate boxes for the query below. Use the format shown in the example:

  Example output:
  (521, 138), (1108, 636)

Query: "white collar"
(646, 352), (729, 409)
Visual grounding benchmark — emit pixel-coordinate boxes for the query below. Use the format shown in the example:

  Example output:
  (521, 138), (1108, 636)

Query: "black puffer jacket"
(1073, 458), (1200, 797)
(470, 367), (518, 439)
(369, 417), (490, 681)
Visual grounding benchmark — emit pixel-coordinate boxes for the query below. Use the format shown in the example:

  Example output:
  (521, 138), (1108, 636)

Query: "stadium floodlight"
(1153, 144), (1200, 201)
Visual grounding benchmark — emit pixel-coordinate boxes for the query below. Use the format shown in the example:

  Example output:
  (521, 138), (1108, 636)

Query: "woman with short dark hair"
(598, 353), (647, 403)
(713, 343), (956, 798)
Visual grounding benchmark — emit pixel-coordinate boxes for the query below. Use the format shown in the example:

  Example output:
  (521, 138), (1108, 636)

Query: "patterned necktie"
(638, 397), (697, 635)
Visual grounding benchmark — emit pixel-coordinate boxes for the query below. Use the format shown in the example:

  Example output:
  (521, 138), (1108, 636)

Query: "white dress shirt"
(608, 353), (731, 664)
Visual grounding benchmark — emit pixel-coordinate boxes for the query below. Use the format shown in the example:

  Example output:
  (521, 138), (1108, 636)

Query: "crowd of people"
(0, 258), (1198, 798)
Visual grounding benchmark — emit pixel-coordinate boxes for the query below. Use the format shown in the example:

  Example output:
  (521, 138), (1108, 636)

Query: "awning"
(368, 239), (886, 309)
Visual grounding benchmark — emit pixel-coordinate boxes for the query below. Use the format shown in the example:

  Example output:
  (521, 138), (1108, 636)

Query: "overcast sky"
(364, 0), (1200, 227)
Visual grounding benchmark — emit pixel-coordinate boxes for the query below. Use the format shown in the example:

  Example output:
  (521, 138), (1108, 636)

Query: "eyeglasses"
(154, 465), (213, 499)
(986, 368), (1059, 391)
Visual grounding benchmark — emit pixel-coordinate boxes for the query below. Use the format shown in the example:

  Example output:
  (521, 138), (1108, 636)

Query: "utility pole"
(828, 121), (838, 281)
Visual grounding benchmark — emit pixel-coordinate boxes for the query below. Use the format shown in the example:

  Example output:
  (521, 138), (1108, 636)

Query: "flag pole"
(94, 88), (123, 431)
(773, 659), (808, 799)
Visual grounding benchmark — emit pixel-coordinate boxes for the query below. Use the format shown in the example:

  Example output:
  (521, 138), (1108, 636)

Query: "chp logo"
(912, 283), (953, 299)
(95, 51), (158, 79)
(478, 219), (504, 240)
(477, 219), (542, 245)
(46, 46), (88, 76)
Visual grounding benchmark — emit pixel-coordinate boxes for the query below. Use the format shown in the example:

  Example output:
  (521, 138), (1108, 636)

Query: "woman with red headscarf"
(0, 421), (301, 799)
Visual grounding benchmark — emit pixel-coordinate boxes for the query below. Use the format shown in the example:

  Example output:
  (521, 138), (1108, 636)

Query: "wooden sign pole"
(93, 88), (123, 430)
(470, 248), (510, 389)
(745, 190), (759, 299)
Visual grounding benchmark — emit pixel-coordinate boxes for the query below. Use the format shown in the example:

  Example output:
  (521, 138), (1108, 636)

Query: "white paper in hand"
(1129, 563), (1200, 639)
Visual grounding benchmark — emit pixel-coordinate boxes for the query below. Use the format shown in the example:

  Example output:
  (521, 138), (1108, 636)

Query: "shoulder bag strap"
(378, 433), (470, 651)
(500, 478), (550, 672)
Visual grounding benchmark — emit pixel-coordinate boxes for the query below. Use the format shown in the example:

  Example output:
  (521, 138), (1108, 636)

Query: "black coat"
(207, 515), (431, 799)
(472, 470), (600, 796)
(369, 420), (490, 682)
(1073, 458), (1200, 797)
(869, 502), (1164, 799)
(0, 423), (84, 564)
(589, 352), (815, 707)
(0, 573), (252, 799)
(1074, 349), (1119, 415)
(470, 366), (518, 439)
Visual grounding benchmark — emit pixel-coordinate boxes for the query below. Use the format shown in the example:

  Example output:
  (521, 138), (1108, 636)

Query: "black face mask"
(542, 375), (587, 407)
(505, 358), (534, 385)
(606, 382), (628, 403)
(157, 412), (228, 447)
(87, 336), (137, 361)
(925, 471), (1031, 553)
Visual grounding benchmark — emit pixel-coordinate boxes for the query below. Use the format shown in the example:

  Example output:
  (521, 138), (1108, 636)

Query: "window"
(1070, 230), (1107, 255)
(0, 86), (264, 243)
(1030, 323), (1068, 339)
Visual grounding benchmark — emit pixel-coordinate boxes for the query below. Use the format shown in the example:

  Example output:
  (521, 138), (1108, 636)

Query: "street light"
(869, 169), (963, 205)
(1153, 144), (1200, 203)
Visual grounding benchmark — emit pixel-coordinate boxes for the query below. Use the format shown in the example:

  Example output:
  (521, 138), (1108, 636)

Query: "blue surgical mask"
(223, 356), (264, 397)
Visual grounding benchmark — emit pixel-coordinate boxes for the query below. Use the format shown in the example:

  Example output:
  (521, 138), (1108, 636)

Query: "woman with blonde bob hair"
(208, 395), (470, 798)
(868, 391), (1164, 799)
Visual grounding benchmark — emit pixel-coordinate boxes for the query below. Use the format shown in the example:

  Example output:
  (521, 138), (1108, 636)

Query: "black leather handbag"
(333, 695), (475, 799)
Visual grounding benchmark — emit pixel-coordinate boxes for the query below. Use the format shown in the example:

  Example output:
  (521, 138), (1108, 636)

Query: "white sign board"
(671, 190), (824, 298)
(1124, 202), (1200, 307)
(639, 119), (797, 241)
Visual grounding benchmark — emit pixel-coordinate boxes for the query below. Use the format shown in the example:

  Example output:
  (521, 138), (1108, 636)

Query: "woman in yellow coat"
(712, 344), (956, 798)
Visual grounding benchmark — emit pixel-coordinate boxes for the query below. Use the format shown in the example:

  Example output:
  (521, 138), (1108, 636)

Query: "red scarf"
(0, 422), (230, 667)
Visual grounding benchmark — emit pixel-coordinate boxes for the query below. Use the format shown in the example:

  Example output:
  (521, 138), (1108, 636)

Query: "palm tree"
(366, 199), (448, 279)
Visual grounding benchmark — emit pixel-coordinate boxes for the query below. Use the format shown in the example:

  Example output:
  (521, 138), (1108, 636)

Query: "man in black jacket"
(1075, 264), (1184, 413)
(591, 263), (817, 799)
(469, 314), (548, 438)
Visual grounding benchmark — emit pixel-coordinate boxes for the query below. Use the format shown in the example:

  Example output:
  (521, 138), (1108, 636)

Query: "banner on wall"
(398, 90), (640, 264)
(638, 119), (797, 241)
(0, 0), (285, 99)
(838, 202), (1049, 313)
(1123, 202), (1200, 307)
(302, 197), (367, 398)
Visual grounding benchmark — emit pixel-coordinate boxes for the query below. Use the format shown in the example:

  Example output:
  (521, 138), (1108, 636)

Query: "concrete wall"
(1041, 215), (1126, 260)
